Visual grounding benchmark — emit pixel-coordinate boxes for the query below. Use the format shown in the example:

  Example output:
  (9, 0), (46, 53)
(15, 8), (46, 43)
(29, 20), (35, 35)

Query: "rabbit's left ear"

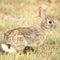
(39, 5), (48, 21)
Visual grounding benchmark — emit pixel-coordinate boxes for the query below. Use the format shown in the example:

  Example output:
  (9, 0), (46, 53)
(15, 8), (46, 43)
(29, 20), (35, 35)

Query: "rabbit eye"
(47, 19), (53, 24)
(49, 21), (52, 24)
(48, 20), (53, 24)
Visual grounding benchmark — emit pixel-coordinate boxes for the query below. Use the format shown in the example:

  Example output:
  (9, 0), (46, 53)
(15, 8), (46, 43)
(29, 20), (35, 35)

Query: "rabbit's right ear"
(39, 5), (47, 21)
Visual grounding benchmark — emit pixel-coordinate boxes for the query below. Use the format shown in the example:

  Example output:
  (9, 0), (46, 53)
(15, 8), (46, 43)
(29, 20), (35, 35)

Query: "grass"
(0, 0), (60, 60)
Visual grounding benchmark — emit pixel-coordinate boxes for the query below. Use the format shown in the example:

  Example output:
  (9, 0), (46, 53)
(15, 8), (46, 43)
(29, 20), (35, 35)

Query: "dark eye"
(47, 19), (54, 24)
(48, 20), (54, 24)
(49, 21), (52, 24)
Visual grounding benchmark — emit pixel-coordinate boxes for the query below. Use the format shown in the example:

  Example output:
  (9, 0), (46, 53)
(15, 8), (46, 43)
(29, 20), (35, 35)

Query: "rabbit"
(1, 6), (56, 54)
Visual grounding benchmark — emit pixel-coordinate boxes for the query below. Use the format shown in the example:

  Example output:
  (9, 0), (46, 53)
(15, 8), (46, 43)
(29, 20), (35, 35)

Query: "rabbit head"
(39, 6), (56, 31)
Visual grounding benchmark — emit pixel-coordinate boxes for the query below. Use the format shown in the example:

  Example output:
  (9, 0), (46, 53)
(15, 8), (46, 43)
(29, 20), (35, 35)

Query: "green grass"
(0, 0), (60, 60)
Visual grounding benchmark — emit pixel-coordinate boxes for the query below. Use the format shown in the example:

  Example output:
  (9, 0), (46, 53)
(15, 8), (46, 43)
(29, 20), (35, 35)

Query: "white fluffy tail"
(1, 44), (16, 53)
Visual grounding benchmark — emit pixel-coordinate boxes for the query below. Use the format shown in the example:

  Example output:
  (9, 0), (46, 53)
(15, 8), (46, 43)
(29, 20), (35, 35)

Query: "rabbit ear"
(39, 5), (47, 20)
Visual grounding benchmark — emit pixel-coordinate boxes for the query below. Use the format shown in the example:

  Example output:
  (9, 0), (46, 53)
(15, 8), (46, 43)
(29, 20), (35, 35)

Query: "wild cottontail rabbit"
(1, 6), (56, 53)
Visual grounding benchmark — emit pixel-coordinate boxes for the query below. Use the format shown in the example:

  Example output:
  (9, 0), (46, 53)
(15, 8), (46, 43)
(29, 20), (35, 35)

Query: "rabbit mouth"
(1, 44), (16, 53)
